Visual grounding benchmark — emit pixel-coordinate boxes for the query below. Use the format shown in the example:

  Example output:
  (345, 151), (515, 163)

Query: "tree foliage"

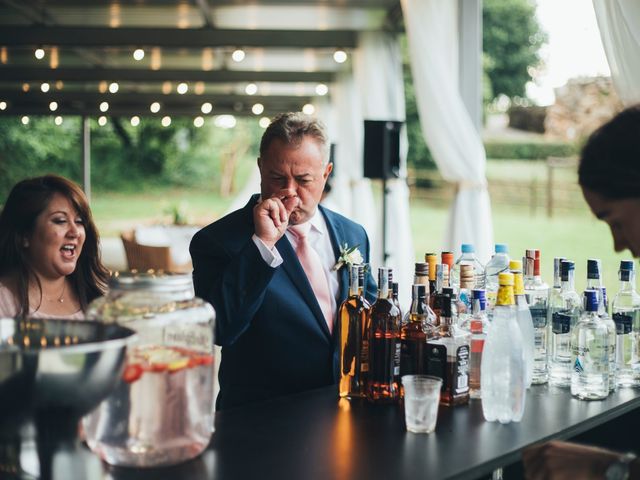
(483, 0), (547, 100)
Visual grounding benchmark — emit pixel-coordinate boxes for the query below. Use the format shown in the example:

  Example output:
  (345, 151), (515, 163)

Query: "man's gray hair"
(259, 112), (331, 165)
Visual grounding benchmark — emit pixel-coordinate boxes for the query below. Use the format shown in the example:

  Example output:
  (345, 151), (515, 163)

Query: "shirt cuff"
(252, 234), (284, 268)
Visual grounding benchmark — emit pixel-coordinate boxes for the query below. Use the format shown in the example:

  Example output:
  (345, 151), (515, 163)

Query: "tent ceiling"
(0, 0), (402, 117)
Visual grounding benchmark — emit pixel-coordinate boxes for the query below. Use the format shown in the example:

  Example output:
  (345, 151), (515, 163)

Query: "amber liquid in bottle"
(368, 267), (402, 403)
(339, 265), (371, 399)
(400, 284), (435, 376)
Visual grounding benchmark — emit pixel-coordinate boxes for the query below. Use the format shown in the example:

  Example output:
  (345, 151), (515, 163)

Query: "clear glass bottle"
(511, 260), (535, 388)
(452, 243), (485, 289)
(339, 265), (371, 399)
(524, 249), (549, 384)
(484, 243), (510, 314)
(83, 272), (216, 467)
(548, 260), (582, 387)
(480, 273), (526, 423)
(456, 264), (475, 326)
(571, 290), (610, 400)
(426, 293), (470, 406)
(367, 267), (402, 403)
(400, 284), (435, 376)
(612, 260), (640, 388)
(460, 289), (489, 399)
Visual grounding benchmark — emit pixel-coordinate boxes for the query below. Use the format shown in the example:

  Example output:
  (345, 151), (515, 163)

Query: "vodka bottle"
(586, 259), (617, 391)
(400, 284), (435, 376)
(367, 267), (402, 403)
(481, 273), (526, 423)
(460, 289), (489, 399)
(548, 260), (582, 387)
(339, 265), (371, 399)
(485, 243), (510, 314)
(612, 260), (640, 387)
(571, 290), (610, 400)
(510, 260), (535, 388)
(452, 243), (485, 290)
(426, 293), (470, 406)
(524, 249), (549, 384)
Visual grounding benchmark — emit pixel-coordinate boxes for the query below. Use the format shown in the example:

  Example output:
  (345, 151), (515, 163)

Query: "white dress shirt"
(251, 208), (339, 315)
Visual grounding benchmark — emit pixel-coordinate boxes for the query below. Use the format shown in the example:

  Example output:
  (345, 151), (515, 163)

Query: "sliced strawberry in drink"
(123, 363), (144, 383)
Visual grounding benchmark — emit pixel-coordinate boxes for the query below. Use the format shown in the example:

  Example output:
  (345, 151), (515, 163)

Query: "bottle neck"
(496, 285), (515, 306)
(471, 298), (485, 315)
(513, 273), (525, 297)
(561, 271), (575, 292)
(620, 271), (636, 292)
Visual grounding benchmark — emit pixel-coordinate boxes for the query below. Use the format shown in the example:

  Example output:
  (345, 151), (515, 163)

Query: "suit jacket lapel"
(276, 235), (332, 341)
(320, 207), (349, 306)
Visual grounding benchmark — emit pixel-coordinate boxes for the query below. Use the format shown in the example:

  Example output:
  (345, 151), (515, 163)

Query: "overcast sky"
(526, 0), (611, 105)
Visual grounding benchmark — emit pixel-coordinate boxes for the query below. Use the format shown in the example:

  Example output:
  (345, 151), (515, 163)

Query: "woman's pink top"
(0, 282), (85, 319)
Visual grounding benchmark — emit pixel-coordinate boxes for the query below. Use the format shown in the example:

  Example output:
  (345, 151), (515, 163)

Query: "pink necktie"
(289, 223), (334, 333)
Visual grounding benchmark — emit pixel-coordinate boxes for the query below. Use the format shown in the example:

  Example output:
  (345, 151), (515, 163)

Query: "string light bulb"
(201, 102), (213, 114)
(251, 103), (264, 115)
(131, 116), (140, 127)
(49, 101), (58, 112)
(133, 48), (145, 61)
(161, 116), (171, 127)
(333, 50), (347, 64)
(99, 101), (109, 112)
(109, 82), (119, 93)
(194, 116), (204, 128)
(35, 48), (45, 60)
(232, 49), (245, 62)
(150, 102), (161, 113)
(54, 116), (63, 126)
(98, 116), (107, 126)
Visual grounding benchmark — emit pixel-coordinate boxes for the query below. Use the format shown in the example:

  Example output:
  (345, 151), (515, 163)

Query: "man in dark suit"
(190, 112), (377, 410)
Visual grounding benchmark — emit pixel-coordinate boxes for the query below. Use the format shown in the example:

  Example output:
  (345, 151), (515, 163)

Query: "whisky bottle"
(426, 293), (470, 406)
(339, 264), (371, 399)
(400, 284), (435, 376)
(431, 264), (449, 322)
(367, 267), (402, 403)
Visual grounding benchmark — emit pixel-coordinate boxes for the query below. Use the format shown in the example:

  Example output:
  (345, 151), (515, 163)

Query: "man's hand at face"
(253, 190), (300, 249)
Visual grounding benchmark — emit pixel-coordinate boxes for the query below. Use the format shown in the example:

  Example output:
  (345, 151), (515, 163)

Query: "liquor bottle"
(426, 293), (470, 406)
(457, 264), (475, 325)
(481, 273), (526, 423)
(414, 262), (430, 288)
(548, 260), (582, 387)
(400, 284), (435, 376)
(460, 289), (489, 399)
(391, 282), (401, 312)
(367, 267), (402, 403)
(510, 260), (535, 388)
(484, 243), (510, 314)
(612, 260), (640, 388)
(339, 265), (371, 399)
(571, 290), (610, 400)
(524, 249), (549, 385)
(586, 259), (617, 391)
(452, 243), (485, 289)
(430, 264), (449, 322)
(599, 286), (617, 392)
(426, 253), (438, 296)
(441, 251), (454, 287)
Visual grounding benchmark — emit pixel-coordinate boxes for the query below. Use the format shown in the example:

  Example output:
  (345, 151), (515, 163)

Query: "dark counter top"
(11, 385), (640, 480)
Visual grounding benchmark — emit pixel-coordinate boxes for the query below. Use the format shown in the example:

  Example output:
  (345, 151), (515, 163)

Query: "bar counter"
(12, 385), (640, 480)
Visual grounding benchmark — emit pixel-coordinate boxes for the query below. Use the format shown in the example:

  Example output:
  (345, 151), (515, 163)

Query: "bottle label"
(426, 342), (447, 392)
(471, 337), (485, 353)
(393, 341), (401, 377)
(613, 312), (633, 335)
(529, 307), (548, 328)
(454, 345), (470, 394)
(400, 339), (426, 376)
(552, 312), (571, 334)
(360, 340), (370, 373)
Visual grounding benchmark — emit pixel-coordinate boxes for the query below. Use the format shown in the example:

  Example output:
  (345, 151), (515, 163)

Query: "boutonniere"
(332, 243), (364, 271)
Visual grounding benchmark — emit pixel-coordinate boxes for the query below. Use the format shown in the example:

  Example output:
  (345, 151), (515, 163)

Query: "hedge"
(483, 140), (577, 160)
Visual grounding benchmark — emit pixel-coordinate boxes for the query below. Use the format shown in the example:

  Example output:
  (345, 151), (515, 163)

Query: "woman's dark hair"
(579, 104), (640, 199)
(0, 175), (109, 317)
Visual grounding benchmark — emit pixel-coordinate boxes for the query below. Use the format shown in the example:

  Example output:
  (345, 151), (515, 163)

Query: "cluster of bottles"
(338, 244), (640, 424)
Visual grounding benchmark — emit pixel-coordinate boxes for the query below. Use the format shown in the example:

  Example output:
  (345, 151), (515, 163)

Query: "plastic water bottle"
(510, 260), (535, 388)
(452, 244), (486, 289)
(481, 272), (526, 424)
(484, 244), (510, 313)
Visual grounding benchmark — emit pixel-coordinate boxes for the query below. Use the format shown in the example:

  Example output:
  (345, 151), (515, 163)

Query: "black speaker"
(363, 120), (402, 179)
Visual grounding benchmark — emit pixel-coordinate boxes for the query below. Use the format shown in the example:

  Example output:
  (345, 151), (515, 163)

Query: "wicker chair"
(120, 231), (192, 273)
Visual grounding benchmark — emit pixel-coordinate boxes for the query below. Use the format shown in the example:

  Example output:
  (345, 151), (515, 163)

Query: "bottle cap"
(387, 268), (394, 283)
(587, 259), (601, 279)
(414, 262), (429, 276)
(498, 272), (514, 286)
(495, 243), (508, 254)
(392, 282), (399, 296)
(525, 249), (537, 259)
(620, 260), (635, 271)
(509, 260), (522, 271)
(524, 251), (535, 276)
(426, 253), (437, 280)
(583, 289), (599, 312)
(441, 252), (454, 267)
(461, 244), (475, 254)
(377, 267), (389, 289)
(472, 289), (486, 311)
(560, 260), (574, 281)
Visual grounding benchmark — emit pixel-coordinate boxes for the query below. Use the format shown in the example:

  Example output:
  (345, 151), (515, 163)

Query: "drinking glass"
(402, 375), (442, 434)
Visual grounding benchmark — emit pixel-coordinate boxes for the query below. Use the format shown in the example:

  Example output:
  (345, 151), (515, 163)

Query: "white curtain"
(401, 0), (493, 264)
(593, 0), (640, 105)
(354, 32), (414, 304)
